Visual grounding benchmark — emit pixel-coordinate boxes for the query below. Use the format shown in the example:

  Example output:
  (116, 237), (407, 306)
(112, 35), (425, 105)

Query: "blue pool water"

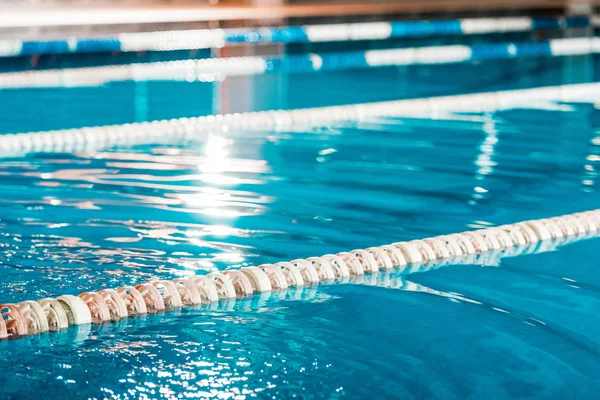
(1, 54), (599, 134)
(1, 51), (600, 398)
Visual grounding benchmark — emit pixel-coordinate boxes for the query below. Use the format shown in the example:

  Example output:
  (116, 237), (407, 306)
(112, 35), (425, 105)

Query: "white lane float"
(187, 276), (220, 303)
(37, 298), (69, 331)
(1, 209), (599, 342)
(57, 295), (92, 325)
(116, 286), (148, 315)
(206, 272), (237, 299)
(350, 250), (380, 273)
(274, 261), (305, 287)
(152, 281), (183, 309)
(321, 254), (351, 279)
(291, 259), (320, 285)
(306, 257), (336, 281)
(336, 252), (365, 276)
(223, 270), (254, 298)
(135, 283), (166, 313)
(18, 301), (49, 334)
(258, 264), (289, 291)
(172, 279), (203, 305)
(392, 242), (423, 267)
(79, 292), (112, 323)
(98, 289), (129, 320)
(240, 267), (273, 293)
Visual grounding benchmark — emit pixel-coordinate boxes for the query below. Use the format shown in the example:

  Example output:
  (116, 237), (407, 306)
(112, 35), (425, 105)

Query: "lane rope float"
(0, 15), (590, 58)
(1, 209), (598, 341)
(1, 37), (599, 89)
(1, 81), (599, 157)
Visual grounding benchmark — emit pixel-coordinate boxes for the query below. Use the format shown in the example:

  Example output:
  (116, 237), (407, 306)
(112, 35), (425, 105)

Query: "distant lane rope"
(1, 37), (599, 89)
(0, 15), (590, 58)
(1, 82), (599, 157)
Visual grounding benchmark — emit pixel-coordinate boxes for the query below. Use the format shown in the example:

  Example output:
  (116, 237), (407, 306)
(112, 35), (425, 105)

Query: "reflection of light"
(471, 115), (498, 204)
(179, 259), (215, 272)
(199, 134), (230, 174)
(474, 118), (498, 177)
(186, 225), (237, 237)
(582, 130), (599, 191)
(191, 135), (257, 217)
(214, 252), (244, 263)
(179, 193), (228, 209)
(202, 207), (242, 218)
(199, 173), (243, 185)
(176, 191), (266, 217)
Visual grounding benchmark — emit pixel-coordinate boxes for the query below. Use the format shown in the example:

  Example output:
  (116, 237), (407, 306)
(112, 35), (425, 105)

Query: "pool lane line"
(1, 209), (599, 341)
(0, 15), (592, 58)
(1, 36), (599, 89)
(1, 81), (599, 157)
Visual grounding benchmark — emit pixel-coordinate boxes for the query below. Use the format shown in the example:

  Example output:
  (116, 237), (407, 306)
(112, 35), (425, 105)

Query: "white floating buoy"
(408, 240), (438, 263)
(37, 298), (69, 331)
(574, 213), (597, 233)
(379, 245), (407, 269)
(366, 247), (394, 270)
(291, 259), (320, 285)
(116, 286), (148, 315)
(550, 216), (575, 237)
(540, 218), (564, 239)
(223, 270), (255, 298)
(307, 257), (336, 280)
(488, 228), (514, 248)
(98, 289), (129, 320)
(321, 255), (351, 279)
(152, 281), (183, 309)
(351, 250), (380, 273)
(240, 267), (273, 293)
(56, 295), (92, 325)
(461, 232), (488, 253)
(172, 279), (203, 305)
(135, 283), (166, 313)
(336, 252), (365, 276)
(423, 238), (451, 261)
(580, 212), (599, 231)
(512, 222), (538, 244)
(257, 264), (289, 291)
(187, 276), (220, 303)
(392, 242), (423, 266)
(499, 225), (527, 246)
(79, 292), (112, 323)
(206, 272), (237, 299)
(434, 236), (462, 259)
(274, 262), (305, 287)
(525, 220), (551, 241)
(563, 215), (586, 236)
(18, 301), (49, 334)
(476, 230), (502, 251)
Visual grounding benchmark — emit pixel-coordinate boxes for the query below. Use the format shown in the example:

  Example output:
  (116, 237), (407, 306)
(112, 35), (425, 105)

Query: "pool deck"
(0, 0), (571, 29)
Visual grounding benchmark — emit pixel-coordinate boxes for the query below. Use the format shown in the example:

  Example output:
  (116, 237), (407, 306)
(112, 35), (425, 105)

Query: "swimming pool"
(1, 14), (600, 400)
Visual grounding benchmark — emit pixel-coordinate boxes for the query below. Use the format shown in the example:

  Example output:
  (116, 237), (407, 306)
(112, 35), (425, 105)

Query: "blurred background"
(0, 0), (596, 134)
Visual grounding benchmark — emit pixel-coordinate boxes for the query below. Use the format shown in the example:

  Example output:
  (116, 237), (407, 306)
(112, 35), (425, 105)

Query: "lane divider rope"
(0, 15), (591, 58)
(1, 37), (599, 89)
(2, 82), (599, 156)
(2, 209), (598, 341)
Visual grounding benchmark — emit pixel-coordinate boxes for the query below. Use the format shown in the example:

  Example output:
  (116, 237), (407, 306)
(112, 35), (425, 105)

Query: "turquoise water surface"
(0, 52), (599, 399)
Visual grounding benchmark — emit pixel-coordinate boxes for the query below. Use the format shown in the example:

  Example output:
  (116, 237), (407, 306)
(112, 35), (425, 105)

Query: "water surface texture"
(0, 91), (600, 398)
(1, 54), (598, 134)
